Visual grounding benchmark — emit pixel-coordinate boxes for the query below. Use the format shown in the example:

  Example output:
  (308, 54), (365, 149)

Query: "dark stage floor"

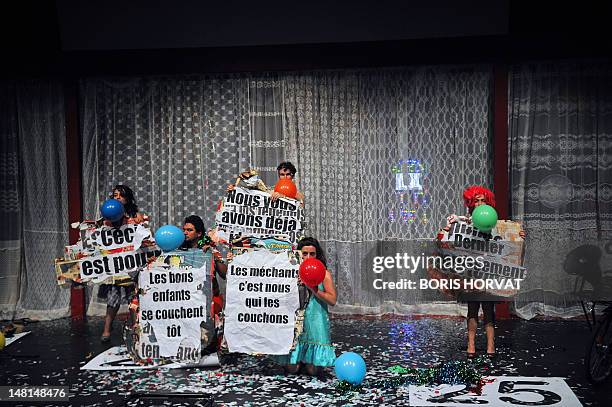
(0, 316), (608, 406)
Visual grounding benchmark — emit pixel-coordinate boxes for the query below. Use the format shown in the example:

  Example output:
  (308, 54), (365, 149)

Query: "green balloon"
(472, 205), (498, 232)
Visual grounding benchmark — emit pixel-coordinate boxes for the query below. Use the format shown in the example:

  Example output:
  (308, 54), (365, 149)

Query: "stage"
(0, 316), (607, 406)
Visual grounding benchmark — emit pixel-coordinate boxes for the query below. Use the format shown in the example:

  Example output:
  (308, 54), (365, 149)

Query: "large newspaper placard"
(434, 220), (526, 298)
(55, 223), (160, 285)
(136, 251), (211, 363)
(223, 249), (300, 355)
(215, 187), (304, 244)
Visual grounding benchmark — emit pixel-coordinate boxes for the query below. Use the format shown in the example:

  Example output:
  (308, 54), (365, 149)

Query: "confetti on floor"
(0, 317), (606, 406)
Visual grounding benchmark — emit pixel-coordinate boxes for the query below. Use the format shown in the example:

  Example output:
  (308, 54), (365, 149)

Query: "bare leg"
(467, 318), (477, 354)
(285, 364), (300, 374)
(485, 323), (495, 354)
(304, 364), (318, 376)
(102, 305), (119, 337)
(129, 308), (138, 328)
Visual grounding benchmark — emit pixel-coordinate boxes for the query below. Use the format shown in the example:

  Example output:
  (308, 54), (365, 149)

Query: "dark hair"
(112, 185), (138, 217)
(297, 237), (327, 267)
(184, 215), (205, 234)
(277, 161), (297, 177)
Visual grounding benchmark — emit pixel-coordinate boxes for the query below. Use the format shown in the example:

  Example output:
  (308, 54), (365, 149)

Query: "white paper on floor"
(5, 331), (31, 347)
(409, 376), (582, 407)
(81, 346), (220, 370)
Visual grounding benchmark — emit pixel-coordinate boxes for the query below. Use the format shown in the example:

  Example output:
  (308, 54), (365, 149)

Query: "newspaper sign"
(215, 187), (304, 244)
(223, 248), (300, 355)
(434, 220), (526, 298)
(136, 251), (211, 363)
(82, 346), (219, 371)
(55, 223), (160, 285)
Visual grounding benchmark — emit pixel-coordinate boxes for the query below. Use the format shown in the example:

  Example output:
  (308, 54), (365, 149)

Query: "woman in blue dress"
(276, 237), (337, 375)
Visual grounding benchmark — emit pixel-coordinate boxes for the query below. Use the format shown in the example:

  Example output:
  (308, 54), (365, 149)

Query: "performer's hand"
(226, 183), (235, 192)
(519, 230), (526, 239)
(444, 214), (469, 231)
(141, 239), (155, 247)
(226, 252), (234, 262)
(270, 191), (283, 201)
(446, 214), (461, 225)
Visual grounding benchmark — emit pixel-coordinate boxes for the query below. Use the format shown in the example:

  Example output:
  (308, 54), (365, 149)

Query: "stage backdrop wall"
(0, 80), (70, 320)
(80, 67), (493, 315)
(509, 61), (612, 319)
(0, 83), (20, 319)
(5, 63), (608, 320)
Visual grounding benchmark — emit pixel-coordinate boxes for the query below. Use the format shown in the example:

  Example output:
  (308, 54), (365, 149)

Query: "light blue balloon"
(334, 352), (366, 385)
(155, 225), (185, 252)
(100, 199), (124, 222)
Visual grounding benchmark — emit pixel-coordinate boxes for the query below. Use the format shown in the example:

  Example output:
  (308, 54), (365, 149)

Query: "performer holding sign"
(273, 237), (337, 376)
(219, 166), (311, 365)
(181, 215), (228, 353)
(136, 248), (211, 363)
(440, 186), (525, 358)
(100, 185), (147, 343)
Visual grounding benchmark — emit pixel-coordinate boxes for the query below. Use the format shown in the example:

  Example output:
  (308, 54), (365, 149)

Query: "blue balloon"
(334, 352), (366, 385)
(100, 199), (125, 222)
(155, 225), (185, 252)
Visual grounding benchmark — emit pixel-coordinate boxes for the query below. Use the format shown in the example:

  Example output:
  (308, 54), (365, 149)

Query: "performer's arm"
(308, 270), (337, 306)
(214, 256), (227, 278)
(206, 247), (227, 278)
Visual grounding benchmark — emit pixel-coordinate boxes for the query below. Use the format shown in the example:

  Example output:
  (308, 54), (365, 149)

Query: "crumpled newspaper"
(235, 169), (268, 192)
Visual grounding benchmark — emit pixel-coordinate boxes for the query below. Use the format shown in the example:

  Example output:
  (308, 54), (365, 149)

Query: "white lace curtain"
(509, 62), (612, 318)
(80, 67), (493, 314)
(8, 64), (609, 320)
(0, 80), (70, 320)
(283, 69), (493, 312)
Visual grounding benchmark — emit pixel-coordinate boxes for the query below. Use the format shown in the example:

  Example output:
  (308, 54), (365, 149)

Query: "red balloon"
(274, 179), (298, 199)
(299, 258), (326, 287)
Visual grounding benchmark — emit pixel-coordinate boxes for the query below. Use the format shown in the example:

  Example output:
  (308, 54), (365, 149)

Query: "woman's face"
(474, 194), (486, 207)
(112, 189), (127, 205)
(300, 245), (317, 260)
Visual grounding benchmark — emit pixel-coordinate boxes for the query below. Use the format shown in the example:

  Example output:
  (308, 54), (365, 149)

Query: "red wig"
(463, 186), (496, 211)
